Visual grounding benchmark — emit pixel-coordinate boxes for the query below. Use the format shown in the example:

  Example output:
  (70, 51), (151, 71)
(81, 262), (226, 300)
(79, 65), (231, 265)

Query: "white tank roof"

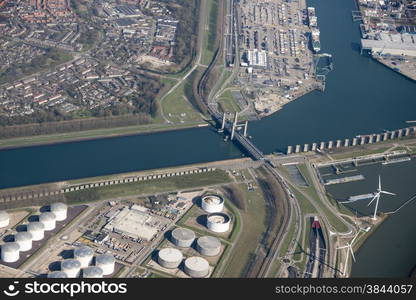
(61, 259), (81, 270)
(47, 271), (68, 278)
(0, 210), (9, 222)
(202, 195), (223, 205)
(50, 202), (67, 212)
(207, 212), (230, 224)
(39, 212), (56, 221)
(172, 228), (195, 241)
(74, 246), (94, 258)
(96, 254), (115, 265)
(184, 256), (209, 272)
(1, 242), (20, 252)
(83, 266), (103, 278)
(197, 236), (221, 249)
(27, 222), (45, 231)
(14, 232), (32, 242)
(158, 248), (183, 263)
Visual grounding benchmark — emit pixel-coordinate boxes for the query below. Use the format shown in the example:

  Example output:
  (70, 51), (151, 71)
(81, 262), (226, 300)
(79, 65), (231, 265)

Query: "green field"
(218, 90), (241, 113)
(201, 0), (220, 65)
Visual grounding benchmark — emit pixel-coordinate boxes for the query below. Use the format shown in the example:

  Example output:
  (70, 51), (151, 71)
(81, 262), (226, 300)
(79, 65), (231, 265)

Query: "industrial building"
(104, 206), (157, 241)
(247, 49), (268, 67)
(171, 227), (195, 248)
(201, 194), (224, 213)
(361, 33), (416, 56)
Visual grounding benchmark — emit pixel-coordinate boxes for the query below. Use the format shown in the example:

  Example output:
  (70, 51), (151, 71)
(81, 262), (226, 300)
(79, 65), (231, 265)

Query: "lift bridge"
(209, 107), (271, 163)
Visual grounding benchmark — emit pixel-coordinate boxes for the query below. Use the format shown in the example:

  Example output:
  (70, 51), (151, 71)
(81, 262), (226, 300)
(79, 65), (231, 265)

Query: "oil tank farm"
(201, 195), (224, 213)
(184, 256), (209, 278)
(14, 232), (33, 252)
(27, 222), (45, 241)
(1, 242), (20, 263)
(196, 236), (221, 256)
(0, 210), (10, 228)
(39, 212), (57, 231)
(50, 203), (68, 221)
(47, 271), (68, 278)
(74, 246), (94, 268)
(61, 259), (81, 278)
(206, 212), (231, 233)
(95, 254), (115, 275)
(157, 248), (183, 269)
(82, 266), (104, 278)
(171, 227), (195, 248)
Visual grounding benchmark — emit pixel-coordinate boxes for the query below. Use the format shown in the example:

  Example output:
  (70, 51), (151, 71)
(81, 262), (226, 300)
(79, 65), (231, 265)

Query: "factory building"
(184, 256), (209, 278)
(0, 210), (10, 228)
(104, 206), (157, 241)
(158, 248), (183, 269)
(201, 194), (224, 213)
(196, 236), (221, 257)
(247, 49), (268, 67)
(206, 212), (231, 233)
(171, 228), (195, 248)
(361, 33), (416, 56)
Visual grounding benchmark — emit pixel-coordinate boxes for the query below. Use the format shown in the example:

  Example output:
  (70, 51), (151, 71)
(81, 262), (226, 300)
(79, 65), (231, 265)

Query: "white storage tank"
(74, 246), (94, 268)
(50, 203), (68, 221)
(206, 212), (231, 233)
(82, 266), (103, 278)
(61, 259), (81, 278)
(95, 254), (115, 276)
(39, 212), (56, 231)
(201, 195), (224, 213)
(0, 210), (10, 228)
(47, 271), (68, 278)
(196, 236), (221, 256)
(157, 248), (183, 269)
(171, 227), (195, 248)
(1, 242), (20, 263)
(27, 222), (45, 241)
(14, 232), (33, 252)
(184, 256), (209, 278)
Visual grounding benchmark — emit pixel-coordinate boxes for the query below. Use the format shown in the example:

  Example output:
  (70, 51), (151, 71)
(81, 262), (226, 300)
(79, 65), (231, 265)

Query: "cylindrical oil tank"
(39, 212), (56, 231)
(47, 271), (68, 278)
(95, 254), (115, 275)
(171, 227), (195, 248)
(50, 203), (68, 221)
(196, 236), (221, 256)
(61, 259), (81, 278)
(0, 210), (10, 228)
(74, 246), (94, 268)
(206, 212), (231, 233)
(82, 266), (103, 278)
(201, 195), (224, 213)
(14, 232), (33, 252)
(157, 248), (183, 269)
(1, 242), (20, 263)
(27, 222), (45, 241)
(184, 256), (209, 278)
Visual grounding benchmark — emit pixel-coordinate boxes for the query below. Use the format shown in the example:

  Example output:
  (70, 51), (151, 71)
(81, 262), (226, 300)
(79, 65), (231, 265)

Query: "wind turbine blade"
(367, 194), (379, 206)
(351, 232), (360, 245)
(378, 175), (381, 191)
(381, 191), (396, 196)
(350, 247), (356, 262)
(337, 246), (349, 250)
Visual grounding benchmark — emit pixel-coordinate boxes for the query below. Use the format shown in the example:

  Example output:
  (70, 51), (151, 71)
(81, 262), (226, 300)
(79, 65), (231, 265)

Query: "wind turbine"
(367, 175), (395, 220)
(337, 231), (360, 276)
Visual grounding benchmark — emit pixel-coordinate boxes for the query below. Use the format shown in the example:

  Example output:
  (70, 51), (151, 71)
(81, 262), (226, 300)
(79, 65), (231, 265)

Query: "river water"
(0, 0), (415, 276)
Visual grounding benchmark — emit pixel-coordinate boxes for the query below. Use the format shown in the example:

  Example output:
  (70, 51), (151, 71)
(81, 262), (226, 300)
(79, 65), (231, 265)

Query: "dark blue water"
(0, 0), (415, 189)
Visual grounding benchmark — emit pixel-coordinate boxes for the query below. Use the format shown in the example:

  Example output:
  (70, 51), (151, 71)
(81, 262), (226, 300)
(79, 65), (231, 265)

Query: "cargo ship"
(311, 29), (321, 53)
(307, 7), (317, 28)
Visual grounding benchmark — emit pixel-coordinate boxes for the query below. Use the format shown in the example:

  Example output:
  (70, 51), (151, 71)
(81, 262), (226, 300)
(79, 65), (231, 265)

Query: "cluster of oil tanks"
(200, 195), (231, 233)
(47, 246), (116, 278)
(1, 203), (68, 263)
(156, 227), (223, 278)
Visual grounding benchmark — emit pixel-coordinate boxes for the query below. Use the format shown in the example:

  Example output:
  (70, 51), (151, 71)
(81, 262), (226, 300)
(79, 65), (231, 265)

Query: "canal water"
(324, 159), (416, 277)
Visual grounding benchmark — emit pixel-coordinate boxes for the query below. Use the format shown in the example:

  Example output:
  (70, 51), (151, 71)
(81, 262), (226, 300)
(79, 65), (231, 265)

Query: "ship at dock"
(307, 7), (321, 53)
(311, 29), (321, 53)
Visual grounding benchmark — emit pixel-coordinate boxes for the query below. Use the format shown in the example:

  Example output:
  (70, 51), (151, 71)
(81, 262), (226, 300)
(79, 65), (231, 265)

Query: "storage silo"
(50, 203), (68, 221)
(39, 212), (56, 231)
(74, 246), (94, 268)
(201, 195), (224, 213)
(0, 210), (10, 228)
(184, 256), (209, 278)
(47, 271), (68, 278)
(171, 227), (195, 248)
(82, 266), (103, 278)
(206, 212), (231, 233)
(196, 236), (221, 256)
(1, 242), (20, 263)
(95, 254), (115, 275)
(157, 248), (183, 269)
(14, 232), (33, 252)
(27, 222), (45, 241)
(61, 259), (81, 278)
